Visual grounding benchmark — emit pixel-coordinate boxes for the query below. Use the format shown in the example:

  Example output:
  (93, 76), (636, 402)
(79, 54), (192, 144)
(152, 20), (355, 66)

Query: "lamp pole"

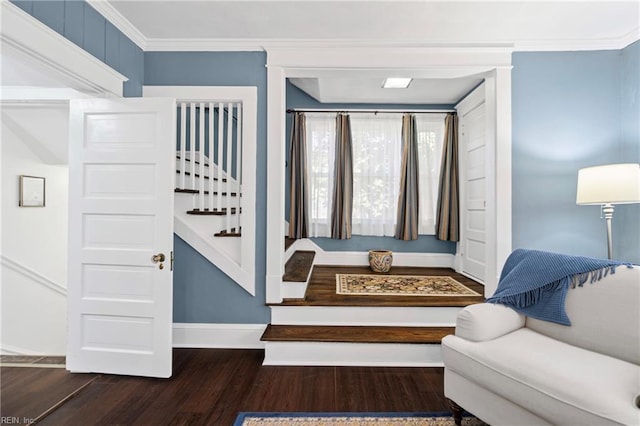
(602, 203), (614, 260)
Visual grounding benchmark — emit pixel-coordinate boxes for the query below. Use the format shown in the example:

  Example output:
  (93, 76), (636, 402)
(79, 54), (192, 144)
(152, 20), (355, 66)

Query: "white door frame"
(265, 46), (513, 303)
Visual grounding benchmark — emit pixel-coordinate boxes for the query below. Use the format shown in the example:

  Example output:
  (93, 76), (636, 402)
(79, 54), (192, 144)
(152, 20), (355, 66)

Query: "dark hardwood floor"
(1, 349), (451, 426)
(277, 265), (485, 307)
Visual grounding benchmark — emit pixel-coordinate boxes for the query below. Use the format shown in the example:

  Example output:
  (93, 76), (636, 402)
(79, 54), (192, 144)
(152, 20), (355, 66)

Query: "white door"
(67, 98), (175, 378)
(458, 93), (487, 283)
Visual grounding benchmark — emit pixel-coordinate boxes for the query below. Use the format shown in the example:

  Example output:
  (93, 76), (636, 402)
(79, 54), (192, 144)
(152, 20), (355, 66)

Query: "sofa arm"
(455, 303), (526, 342)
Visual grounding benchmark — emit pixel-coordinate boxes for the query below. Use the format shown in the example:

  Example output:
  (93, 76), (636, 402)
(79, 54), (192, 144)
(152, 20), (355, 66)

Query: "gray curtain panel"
(330, 113), (353, 239)
(435, 112), (460, 241)
(395, 113), (420, 240)
(288, 112), (309, 239)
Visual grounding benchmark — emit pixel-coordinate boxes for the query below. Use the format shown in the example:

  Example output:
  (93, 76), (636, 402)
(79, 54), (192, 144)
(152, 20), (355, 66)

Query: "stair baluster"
(217, 102), (224, 213)
(179, 102), (187, 190)
(236, 103), (242, 234)
(208, 102), (215, 213)
(226, 102), (233, 235)
(198, 102), (205, 212)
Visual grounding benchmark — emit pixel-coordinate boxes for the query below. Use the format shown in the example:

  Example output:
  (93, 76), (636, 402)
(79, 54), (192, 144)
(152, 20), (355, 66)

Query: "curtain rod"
(286, 108), (455, 114)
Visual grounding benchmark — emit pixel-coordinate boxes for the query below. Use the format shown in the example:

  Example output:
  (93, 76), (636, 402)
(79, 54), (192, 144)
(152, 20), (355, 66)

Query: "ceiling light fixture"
(382, 78), (412, 89)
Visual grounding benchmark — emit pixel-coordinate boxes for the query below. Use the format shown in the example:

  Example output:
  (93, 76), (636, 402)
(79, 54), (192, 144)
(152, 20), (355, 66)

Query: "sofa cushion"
(442, 328), (640, 425)
(526, 265), (640, 365)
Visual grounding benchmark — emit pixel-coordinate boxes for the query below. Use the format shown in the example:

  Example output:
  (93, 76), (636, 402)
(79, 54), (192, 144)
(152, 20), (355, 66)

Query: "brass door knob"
(152, 253), (166, 263)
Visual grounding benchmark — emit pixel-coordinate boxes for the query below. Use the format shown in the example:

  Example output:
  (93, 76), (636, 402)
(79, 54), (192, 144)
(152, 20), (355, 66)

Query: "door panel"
(67, 98), (175, 378)
(459, 100), (487, 283)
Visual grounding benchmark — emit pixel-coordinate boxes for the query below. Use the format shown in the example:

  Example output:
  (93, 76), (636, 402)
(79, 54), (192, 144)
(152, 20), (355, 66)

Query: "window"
(306, 113), (445, 238)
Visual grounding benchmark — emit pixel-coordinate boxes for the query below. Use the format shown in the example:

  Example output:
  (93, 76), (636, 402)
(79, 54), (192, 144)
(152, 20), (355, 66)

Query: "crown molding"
(86, 0), (147, 50)
(514, 27), (640, 52)
(145, 36), (639, 53)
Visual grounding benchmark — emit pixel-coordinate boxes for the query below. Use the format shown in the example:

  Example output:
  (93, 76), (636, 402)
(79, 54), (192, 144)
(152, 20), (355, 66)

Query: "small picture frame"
(19, 175), (46, 207)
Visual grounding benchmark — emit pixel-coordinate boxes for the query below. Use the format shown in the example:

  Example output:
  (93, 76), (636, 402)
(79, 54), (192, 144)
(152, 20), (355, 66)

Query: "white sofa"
(442, 265), (640, 426)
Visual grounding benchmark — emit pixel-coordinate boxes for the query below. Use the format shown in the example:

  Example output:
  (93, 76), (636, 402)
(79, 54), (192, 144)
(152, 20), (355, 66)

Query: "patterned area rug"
(336, 274), (481, 296)
(234, 412), (487, 425)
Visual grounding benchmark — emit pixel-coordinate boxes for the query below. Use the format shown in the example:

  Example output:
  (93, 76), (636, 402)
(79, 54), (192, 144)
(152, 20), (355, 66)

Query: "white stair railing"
(145, 85), (257, 296)
(175, 101), (243, 228)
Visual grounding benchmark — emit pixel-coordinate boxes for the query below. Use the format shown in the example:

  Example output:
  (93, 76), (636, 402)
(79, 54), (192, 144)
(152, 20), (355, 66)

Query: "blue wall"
(286, 82), (457, 254)
(512, 44), (639, 263)
(145, 52), (270, 324)
(618, 41), (640, 262)
(11, 0), (144, 96)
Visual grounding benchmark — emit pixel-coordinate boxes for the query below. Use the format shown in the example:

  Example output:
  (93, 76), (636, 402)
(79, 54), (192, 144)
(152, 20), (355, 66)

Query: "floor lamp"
(576, 163), (640, 260)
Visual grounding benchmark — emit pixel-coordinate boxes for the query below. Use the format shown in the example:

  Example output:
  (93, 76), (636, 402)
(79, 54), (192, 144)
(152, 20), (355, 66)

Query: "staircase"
(262, 258), (485, 366)
(171, 96), (256, 295)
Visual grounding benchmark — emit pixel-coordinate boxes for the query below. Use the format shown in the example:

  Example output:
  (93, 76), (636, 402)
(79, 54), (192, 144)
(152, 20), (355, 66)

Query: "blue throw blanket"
(486, 249), (630, 326)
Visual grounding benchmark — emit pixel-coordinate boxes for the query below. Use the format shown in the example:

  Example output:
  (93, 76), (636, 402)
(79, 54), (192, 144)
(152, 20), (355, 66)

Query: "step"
(214, 227), (241, 237)
(175, 188), (239, 197)
(187, 207), (241, 215)
(177, 170), (227, 182)
(270, 305), (461, 326)
(283, 250), (315, 282)
(285, 237), (296, 251)
(261, 324), (453, 343)
(261, 325), (452, 366)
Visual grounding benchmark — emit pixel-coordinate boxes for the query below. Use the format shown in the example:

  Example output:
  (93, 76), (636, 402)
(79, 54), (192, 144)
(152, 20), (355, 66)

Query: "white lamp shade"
(576, 163), (640, 205)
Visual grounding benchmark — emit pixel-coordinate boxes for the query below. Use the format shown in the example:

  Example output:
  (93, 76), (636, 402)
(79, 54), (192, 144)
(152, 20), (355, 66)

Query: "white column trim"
(266, 66), (286, 303)
(492, 67), (513, 295)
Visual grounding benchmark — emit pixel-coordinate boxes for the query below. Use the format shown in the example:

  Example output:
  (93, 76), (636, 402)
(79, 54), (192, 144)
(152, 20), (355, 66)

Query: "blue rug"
(234, 412), (486, 425)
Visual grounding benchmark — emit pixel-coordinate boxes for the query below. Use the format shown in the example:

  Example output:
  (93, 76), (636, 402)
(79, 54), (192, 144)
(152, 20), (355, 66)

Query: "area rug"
(234, 412), (487, 425)
(336, 274), (481, 296)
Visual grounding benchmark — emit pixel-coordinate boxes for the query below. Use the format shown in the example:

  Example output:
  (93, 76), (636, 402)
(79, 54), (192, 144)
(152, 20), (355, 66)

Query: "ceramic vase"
(368, 249), (393, 273)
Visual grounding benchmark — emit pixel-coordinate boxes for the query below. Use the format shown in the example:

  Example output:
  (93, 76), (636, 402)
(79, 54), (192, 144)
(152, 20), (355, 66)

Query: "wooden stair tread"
(177, 170), (226, 182)
(261, 325), (454, 344)
(214, 227), (241, 237)
(175, 188), (239, 197)
(283, 250), (315, 282)
(187, 207), (241, 215)
(284, 237), (296, 251)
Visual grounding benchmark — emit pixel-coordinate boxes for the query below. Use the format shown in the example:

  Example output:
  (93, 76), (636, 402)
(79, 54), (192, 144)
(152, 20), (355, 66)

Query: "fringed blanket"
(486, 249), (630, 326)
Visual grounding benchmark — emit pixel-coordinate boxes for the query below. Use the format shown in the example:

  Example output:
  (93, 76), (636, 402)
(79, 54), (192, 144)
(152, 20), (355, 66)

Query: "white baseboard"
(263, 341), (443, 367)
(317, 251), (454, 268)
(286, 239), (455, 268)
(172, 323), (267, 349)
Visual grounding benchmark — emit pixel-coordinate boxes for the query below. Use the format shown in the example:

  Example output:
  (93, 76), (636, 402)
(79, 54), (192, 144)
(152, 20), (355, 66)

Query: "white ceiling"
(106, 1), (639, 51)
(100, 0), (639, 105)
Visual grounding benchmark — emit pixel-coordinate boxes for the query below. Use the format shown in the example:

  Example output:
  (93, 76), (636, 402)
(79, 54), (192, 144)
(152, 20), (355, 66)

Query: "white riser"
(281, 281), (308, 299)
(270, 306), (460, 326)
(263, 341), (443, 366)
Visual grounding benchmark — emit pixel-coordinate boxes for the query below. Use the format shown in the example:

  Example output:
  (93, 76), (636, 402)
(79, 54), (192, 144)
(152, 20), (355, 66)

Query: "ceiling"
(106, 1), (639, 51)
(101, 0), (638, 105)
(4, 1), (638, 104)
